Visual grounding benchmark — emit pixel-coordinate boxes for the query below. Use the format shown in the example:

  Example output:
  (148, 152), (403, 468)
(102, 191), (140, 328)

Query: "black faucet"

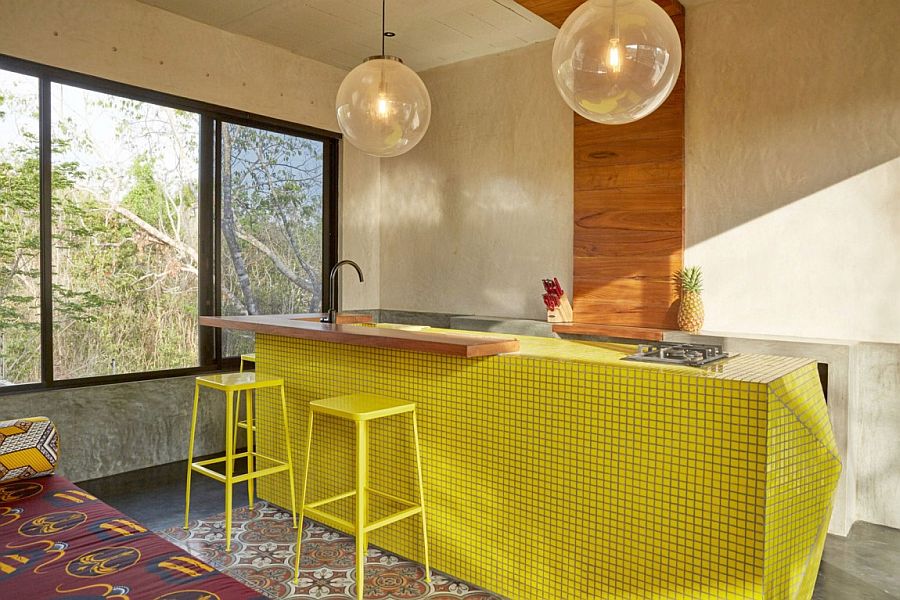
(321, 260), (364, 323)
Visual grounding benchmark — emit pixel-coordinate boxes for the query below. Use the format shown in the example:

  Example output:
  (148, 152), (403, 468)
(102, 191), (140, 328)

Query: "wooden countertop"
(199, 314), (520, 358)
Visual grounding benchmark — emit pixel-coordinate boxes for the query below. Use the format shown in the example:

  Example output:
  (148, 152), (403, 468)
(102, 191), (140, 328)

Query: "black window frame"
(0, 54), (340, 394)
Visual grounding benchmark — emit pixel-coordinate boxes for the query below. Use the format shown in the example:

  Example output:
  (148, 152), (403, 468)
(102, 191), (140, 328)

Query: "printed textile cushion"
(0, 417), (59, 483)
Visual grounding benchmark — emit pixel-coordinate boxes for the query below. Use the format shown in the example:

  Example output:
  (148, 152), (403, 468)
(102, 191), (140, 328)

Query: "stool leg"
(231, 392), (242, 467)
(184, 381), (201, 529)
(293, 411), (315, 584)
(246, 389), (255, 509)
(224, 389), (235, 552)
(279, 384), (299, 529)
(355, 420), (369, 600)
(411, 408), (431, 582)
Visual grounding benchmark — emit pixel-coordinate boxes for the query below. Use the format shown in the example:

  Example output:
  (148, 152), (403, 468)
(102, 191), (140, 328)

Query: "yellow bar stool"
(293, 393), (431, 599)
(184, 372), (298, 551)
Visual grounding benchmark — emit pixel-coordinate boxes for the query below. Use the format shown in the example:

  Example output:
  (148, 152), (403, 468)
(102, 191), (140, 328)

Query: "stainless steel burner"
(622, 342), (732, 367)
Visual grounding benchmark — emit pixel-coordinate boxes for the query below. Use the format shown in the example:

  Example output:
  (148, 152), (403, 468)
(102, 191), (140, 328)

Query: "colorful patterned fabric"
(0, 417), (59, 483)
(0, 474), (265, 599)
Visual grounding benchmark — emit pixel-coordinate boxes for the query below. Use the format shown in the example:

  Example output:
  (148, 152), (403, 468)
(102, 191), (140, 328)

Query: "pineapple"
(676, 266), (705, 333)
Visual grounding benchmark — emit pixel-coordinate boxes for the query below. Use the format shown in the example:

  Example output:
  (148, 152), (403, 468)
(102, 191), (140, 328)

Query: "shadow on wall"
(685, 0), (900, 245)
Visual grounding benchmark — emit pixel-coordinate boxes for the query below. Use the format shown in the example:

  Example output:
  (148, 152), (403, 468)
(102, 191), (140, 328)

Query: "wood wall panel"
(517, 0), (685, 332)
(575, 159), (683, 192)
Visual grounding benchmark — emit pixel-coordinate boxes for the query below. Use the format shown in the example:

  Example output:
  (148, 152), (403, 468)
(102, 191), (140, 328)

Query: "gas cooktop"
(622, 342), (732, 367)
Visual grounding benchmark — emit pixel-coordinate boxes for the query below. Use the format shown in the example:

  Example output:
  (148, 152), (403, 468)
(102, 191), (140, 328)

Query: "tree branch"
(234, 228), (316, 295)
(110, 204), (198, 266)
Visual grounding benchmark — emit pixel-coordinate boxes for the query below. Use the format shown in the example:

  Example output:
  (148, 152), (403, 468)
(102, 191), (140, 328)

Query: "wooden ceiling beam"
(515, 0), (683, 28)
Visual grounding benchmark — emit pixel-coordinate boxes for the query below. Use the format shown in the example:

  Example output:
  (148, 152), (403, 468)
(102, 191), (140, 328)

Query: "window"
(220, 122), (325, 357)
(0, 55), (338, 390)
(0, 70), (40, 385)
(51, 83), (201, 378)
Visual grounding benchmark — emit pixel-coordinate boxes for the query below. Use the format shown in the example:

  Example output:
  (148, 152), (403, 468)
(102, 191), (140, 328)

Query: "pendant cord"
(611, 0), (618, 38)
(382, 0), (386, 55)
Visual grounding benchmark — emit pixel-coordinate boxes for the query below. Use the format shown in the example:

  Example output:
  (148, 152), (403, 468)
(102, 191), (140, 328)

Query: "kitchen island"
(200, 314), (840, 600)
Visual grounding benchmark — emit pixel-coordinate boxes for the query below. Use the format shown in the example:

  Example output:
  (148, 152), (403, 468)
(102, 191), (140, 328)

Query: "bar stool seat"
(198, 371), (280, 391)
(184, 371), (298, 551)
(293, 393), (431, 599)
(309, 393), (416, 421)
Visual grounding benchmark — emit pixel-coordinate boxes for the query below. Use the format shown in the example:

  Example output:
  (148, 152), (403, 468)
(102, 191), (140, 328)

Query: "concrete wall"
(379, 41), (573, 320)
(684, 0), (900, 344)
(854, 343), (900, 529)
(0, 0), (381, 310)
(0, 377), (226, 482)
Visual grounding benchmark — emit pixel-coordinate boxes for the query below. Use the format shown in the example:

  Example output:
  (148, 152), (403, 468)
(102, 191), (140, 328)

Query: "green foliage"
(0, 132), (42, 380)
(123, 155), (167, 224)
(52, 285), (109, 323)
(675, 266), (703, 294)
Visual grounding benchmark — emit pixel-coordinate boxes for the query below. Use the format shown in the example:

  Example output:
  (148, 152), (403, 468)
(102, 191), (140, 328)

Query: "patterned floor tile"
(158, 502), (505, 600)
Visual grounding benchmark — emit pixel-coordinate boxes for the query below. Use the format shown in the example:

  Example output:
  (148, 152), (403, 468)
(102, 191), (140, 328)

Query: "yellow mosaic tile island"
(203, 317), (841, 600)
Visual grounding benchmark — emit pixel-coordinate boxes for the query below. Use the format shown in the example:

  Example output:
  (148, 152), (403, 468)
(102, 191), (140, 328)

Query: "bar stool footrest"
(190, 452), (292, 484)
(303, 507), (355, 532)
(303, 487), (423, 534)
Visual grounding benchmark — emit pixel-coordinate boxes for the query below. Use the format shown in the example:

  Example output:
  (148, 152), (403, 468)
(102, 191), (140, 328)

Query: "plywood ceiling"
(135, 0), (559, 71)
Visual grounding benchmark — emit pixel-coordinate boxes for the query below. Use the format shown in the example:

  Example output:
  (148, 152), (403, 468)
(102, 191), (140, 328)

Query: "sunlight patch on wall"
(685, 157), (900, 343)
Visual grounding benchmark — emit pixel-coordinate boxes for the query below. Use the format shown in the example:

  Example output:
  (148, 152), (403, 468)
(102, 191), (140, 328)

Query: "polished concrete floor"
(79, 460), (900, 599)
(814, 521), (900, 600)
(79, 453), (249, 532)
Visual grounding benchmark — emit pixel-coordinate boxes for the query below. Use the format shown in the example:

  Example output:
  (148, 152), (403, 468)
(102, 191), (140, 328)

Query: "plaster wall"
(379, 41), (573, 320)
(0, 0), (381, 310)
(684, 0), (900, 343)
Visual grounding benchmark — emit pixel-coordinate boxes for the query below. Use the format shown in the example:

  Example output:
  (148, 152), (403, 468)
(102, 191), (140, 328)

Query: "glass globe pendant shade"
(551, 0), (682, 125)
(336, 56), (431, 157)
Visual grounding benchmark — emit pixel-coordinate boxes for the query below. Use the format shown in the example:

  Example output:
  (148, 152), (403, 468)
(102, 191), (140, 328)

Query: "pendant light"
(551, 0), (682, 125)
(335, 0), (431, 157)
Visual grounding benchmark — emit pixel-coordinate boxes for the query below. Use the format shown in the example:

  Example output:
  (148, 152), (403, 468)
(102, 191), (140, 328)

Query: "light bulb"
(375, 94), (390, 119)
(607, 37), (622, 74)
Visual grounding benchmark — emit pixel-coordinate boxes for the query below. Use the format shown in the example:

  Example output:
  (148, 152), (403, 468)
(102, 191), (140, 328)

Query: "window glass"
(220, 122), (324, 357)
(50, 83), (200, 378)
(0, 69), (40, 385)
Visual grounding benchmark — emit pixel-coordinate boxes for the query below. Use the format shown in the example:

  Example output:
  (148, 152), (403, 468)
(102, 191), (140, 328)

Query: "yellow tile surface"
(247, 333), (839, 600)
